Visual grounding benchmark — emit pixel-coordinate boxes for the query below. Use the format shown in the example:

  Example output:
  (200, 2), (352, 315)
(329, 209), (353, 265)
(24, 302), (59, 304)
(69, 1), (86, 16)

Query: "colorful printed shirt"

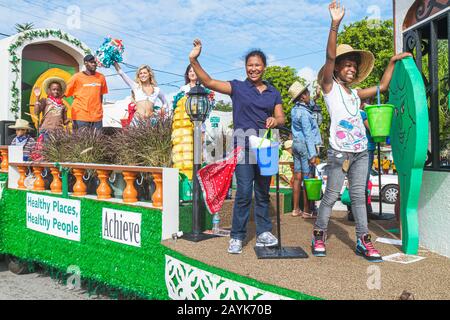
(11, 135), (36, 161)
(323, 81), (367, 153)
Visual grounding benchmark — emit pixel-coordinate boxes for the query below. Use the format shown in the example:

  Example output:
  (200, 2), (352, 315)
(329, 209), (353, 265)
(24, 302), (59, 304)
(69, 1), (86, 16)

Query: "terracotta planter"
(96, 170), (112, 200)
(122, 171), (138, 203)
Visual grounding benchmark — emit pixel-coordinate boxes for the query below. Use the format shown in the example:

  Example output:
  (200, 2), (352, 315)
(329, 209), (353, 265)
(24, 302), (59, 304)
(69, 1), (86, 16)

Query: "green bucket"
(364, 104), (394, 141)
(304, 178), (322, 201)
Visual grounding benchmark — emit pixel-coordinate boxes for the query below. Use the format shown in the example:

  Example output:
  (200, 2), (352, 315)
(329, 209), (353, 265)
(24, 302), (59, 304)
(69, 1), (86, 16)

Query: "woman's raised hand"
(189, 39), (202, 60)
(329, 0), (345, 24)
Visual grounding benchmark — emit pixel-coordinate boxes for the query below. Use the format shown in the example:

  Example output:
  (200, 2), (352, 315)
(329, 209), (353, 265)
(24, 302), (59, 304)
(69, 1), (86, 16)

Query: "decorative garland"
(7, 29), (91, 118)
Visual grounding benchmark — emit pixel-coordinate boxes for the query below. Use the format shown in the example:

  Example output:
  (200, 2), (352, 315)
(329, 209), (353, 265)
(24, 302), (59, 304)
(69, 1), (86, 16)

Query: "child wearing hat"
(311, 0), (412, 262)
(34, 78), (70, 138)
(10, 119), (36, 161)
(288, 81), (322, 218)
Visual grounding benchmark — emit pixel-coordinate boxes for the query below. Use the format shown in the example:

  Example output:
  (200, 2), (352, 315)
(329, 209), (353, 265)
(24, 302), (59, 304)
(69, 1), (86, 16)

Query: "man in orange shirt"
(65, 54), (108, 130)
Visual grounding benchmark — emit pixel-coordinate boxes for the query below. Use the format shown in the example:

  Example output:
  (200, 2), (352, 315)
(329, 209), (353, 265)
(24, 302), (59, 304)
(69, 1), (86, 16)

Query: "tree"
(15, 23), (35, 33)
(338, 19), (394, 98)
(263, 66), (305, 127)
(214, 100), (232, 113)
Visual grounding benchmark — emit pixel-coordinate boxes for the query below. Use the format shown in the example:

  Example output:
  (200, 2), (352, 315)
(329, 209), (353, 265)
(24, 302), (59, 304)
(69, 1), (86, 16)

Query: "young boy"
(34, 77), (70, 138)
(9, 119), (36, 161)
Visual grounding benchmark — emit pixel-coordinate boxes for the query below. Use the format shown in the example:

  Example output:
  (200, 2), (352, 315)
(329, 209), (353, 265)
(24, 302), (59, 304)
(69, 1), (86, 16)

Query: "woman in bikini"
(114, 62), (169, 122)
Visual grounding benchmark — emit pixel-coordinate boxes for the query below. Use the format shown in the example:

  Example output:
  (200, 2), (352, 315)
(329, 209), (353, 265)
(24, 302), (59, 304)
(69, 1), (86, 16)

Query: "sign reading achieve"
(26, 193), (81, 241)
(102, 208), (141, 247)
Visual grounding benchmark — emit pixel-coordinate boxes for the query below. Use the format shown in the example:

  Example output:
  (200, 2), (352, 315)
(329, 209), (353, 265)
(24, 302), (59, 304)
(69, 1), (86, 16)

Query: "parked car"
(315, 163), (399, 204)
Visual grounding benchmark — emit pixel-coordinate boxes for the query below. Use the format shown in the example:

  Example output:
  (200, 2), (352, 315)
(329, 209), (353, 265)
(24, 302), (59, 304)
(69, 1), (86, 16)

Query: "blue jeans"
(315, 148), (369, 238)
(231, 155), (273, 241)
(73, 120), (103, 130)
(367, 150), (375, 187)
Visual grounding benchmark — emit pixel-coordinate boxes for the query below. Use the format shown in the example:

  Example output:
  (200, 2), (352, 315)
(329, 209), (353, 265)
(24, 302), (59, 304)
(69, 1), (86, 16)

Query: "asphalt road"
(0, 258), (110, 300)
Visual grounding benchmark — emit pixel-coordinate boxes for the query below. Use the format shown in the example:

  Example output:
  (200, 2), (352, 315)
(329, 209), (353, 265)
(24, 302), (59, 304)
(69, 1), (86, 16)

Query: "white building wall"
(418, 172), (450, 258)
(0, 30), (88, 121)
(394, 0), (415, 54)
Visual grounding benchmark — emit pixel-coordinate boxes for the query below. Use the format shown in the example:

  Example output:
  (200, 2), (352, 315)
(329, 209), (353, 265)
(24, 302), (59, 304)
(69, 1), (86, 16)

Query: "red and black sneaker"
(356, 234), (383, 262)
(312, 230), (326, 257)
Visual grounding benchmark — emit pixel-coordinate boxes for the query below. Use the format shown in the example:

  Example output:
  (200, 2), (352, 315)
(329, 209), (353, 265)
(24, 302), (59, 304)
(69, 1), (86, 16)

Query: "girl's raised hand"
(391, 52), (413, 63)
(329, 0), (345, 24)
(189, 39), (202, 60)
(33, 86), (41, 98)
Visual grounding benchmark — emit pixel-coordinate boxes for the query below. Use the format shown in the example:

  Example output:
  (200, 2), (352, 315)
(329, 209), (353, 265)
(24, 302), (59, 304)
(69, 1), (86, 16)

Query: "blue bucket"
(251, 142), (280, 176)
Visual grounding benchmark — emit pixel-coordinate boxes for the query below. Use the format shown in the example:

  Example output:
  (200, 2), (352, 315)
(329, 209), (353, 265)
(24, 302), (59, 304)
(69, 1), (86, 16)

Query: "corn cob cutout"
(172, 96), (194, 179)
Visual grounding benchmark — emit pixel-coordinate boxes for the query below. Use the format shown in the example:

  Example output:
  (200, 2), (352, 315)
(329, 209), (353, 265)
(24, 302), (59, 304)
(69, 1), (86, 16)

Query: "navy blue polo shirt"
(230, 79), (282, 131)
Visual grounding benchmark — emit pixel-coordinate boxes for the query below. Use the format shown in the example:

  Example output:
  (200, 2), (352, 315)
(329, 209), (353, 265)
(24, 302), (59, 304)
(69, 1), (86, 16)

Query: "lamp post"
(183, 81), (215, 242)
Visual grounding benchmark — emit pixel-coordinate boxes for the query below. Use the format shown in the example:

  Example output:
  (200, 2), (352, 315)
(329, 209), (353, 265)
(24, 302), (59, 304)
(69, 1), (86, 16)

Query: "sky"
(0, 0), (393, 104)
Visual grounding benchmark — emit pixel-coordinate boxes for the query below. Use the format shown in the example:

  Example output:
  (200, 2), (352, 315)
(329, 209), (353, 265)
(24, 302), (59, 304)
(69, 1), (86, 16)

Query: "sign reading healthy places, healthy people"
(26, 193), (81, 242)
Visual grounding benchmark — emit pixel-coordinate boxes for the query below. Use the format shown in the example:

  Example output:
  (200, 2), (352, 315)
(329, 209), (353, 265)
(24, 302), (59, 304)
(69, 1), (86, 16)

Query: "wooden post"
(122, 171), (138, 203)
(96, 170), (112, 200)
(72, 169), (87, 196)
(152, 173), (163, 208)
(17, 166), (27, 189)
(33, 167), (46, 191)
(50, 167), (62, 194)
(0, 149), (8, 172)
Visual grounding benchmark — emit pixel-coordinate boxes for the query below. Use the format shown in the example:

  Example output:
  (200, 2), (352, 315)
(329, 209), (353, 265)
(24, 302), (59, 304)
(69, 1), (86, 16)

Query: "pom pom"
(95, 36), (125, 68)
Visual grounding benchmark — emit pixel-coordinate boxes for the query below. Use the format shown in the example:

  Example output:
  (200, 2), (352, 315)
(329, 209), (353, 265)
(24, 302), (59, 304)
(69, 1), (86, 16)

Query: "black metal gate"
(403, 8), (450, 171)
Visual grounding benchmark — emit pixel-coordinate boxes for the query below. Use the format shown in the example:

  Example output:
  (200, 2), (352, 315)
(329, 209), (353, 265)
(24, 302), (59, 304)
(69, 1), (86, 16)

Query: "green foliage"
(14, 22), (35, 33)
(423, 42), (449, 142)
(263, 66), (305, 127)
(315, 97), (331, 159)
(214, 100), (233, 113)
(338, 19), (394, 101)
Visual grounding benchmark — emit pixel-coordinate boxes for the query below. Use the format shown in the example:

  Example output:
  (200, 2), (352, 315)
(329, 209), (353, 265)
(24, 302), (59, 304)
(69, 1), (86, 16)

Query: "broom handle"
(377, 85), (381, 105)
(256, 120), (291, 134)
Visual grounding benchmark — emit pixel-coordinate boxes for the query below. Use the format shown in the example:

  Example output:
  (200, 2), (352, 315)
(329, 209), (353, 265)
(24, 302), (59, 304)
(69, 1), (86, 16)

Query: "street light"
(183, 81), (215, 242)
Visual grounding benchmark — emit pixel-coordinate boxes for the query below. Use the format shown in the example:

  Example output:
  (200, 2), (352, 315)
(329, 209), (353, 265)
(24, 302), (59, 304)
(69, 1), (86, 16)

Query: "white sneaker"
(255, 232), (278, 247)
(228, 238), (243, 254)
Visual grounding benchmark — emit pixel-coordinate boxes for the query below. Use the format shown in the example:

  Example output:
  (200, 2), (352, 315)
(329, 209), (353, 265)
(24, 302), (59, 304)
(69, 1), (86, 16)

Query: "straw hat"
(42, 76), (67, 93)
(9, 119), (34, 131)
(284, 140), (293, 150)
(288, 81), (310, 104)
(317, 44), (375, 85)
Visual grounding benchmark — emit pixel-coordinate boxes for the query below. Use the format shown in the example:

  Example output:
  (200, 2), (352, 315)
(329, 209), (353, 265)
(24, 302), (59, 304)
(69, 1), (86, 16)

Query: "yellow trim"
(29, 68), (73, 129)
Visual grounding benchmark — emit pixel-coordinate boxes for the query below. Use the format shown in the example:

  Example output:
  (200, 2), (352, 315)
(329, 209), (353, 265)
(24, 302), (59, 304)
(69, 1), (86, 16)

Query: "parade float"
(0, 5), (449, 299)
(0, 29), (305, 300)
